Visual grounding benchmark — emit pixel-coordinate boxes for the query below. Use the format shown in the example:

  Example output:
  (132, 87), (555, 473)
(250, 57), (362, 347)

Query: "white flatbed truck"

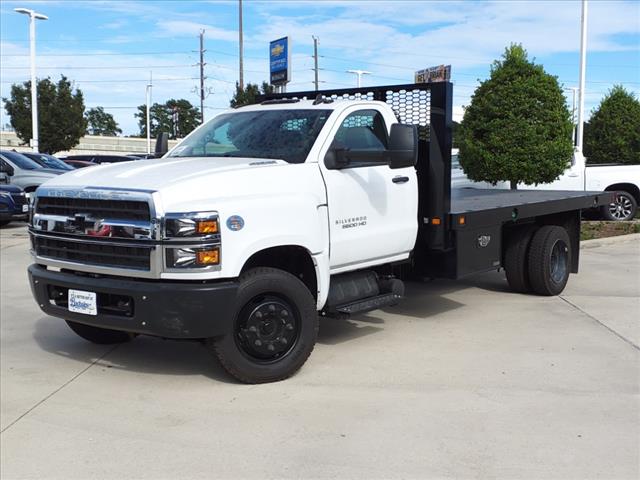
(28, 82), (612, 383)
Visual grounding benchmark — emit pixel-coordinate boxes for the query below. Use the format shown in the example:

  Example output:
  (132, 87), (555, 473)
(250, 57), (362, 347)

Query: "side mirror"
(0, 162), (14, 176)
(324, 141), (350, 170)
(155, 132), (169, 156)
(388, 124), (418, 169)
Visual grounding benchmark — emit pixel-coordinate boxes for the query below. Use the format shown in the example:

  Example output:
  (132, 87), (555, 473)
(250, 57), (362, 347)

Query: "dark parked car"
(22, 152), (75, 171)
(127, 153), (161, 159)
(0, 184), (29, 226)
(61, 154), (139, 164)
(62, 159), (96, 169)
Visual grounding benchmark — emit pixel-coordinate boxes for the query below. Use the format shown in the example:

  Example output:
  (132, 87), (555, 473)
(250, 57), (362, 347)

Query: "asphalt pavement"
(1, 223), (638, 480)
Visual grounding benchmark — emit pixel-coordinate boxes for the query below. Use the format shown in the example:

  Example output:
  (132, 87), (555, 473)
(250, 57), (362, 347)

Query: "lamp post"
(346, 70), (372, 88)
(14, 7), (48, 153)
(146, 72), (152, 154)
(575, 0), (588, 153)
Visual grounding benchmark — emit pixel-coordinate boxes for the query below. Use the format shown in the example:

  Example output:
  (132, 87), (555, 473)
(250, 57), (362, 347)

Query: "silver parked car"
(0, 150), (64, 194)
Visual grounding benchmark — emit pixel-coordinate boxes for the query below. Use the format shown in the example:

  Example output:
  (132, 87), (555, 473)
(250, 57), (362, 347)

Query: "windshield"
(168, 109), (332, 164)
(25, 153), (74, 170)
(0, 151), (42, 170)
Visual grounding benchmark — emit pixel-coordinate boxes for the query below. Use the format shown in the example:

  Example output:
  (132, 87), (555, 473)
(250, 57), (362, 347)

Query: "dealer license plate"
(68, 289), (97, 316)
(22, 204), (29, 212)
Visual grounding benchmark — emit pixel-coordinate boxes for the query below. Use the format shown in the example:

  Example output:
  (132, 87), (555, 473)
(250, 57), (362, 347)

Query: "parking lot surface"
(1, 224), (638, 480)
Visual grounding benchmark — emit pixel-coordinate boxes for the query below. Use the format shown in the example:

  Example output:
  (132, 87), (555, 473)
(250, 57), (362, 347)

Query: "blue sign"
(270, 36), (290, 85)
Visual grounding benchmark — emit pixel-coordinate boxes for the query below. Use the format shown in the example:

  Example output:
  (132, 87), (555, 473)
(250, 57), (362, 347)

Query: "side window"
(334, 109), (388, 151)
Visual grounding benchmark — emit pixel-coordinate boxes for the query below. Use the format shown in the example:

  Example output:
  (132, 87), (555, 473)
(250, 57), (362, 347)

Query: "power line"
(2, 64), (194, 70)
(1, 77), (199, 84)
(0, 51), (194, 57)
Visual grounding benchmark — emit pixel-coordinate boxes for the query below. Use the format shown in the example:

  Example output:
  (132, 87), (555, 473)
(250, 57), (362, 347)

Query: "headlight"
(166, 246), (220, 268)
(163, 212), (221, 270)
(164, 212), (219, 238)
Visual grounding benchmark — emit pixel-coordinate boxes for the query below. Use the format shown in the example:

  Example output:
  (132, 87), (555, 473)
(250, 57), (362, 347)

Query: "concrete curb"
(581, 232), (640, 249)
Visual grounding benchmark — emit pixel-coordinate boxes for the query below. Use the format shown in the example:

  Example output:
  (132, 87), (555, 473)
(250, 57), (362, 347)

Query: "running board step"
(334, 292), (402, 315)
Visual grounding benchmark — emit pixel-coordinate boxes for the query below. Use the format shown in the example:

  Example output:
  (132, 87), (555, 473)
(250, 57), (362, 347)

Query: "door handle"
(392, 176), (409, 184)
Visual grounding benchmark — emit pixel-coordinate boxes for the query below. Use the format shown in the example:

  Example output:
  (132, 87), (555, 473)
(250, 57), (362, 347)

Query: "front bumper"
(28, 264), (238, 339)
(0, 212), (28, 222)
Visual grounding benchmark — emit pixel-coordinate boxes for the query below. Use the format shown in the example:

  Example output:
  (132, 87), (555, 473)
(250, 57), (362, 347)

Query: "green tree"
(583, 85), (640, 165)
(459, 44), (573, 189)
(135, 99), (201, 139)
(85, 106), (122, 136)
(3, 75), (87, 154)
(230, 81), (274, 108)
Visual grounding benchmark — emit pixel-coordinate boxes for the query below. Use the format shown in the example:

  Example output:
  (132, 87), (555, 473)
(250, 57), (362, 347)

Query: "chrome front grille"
(34, 236), (153, 270)
(36, 197), (151, 222)
(30, 188), (160, 277)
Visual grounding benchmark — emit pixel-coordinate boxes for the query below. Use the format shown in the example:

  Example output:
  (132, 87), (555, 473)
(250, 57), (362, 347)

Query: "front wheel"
(207, 267), (318, 384)
(601, 191), (637, 221)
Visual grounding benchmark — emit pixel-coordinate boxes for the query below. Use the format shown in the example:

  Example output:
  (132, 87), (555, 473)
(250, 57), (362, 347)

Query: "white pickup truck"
(28, 82), (611, 383)
(452, 149), (639, 221)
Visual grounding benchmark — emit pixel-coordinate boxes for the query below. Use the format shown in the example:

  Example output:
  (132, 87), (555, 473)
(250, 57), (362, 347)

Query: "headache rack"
(257, 82), (454, 252)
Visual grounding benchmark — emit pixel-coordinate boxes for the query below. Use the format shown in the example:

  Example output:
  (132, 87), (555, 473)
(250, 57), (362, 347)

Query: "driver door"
(320, 108), (417, 272)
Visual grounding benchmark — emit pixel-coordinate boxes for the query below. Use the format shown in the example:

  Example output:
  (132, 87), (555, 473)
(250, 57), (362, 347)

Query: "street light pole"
(146, 72), (152, 154)
(14, 7), (48, 153)
(346, 69), (372, 88)
(575, 0), (588, 153)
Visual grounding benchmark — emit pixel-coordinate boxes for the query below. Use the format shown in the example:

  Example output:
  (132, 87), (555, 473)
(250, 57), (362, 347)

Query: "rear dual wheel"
(504, 225), (571, 296)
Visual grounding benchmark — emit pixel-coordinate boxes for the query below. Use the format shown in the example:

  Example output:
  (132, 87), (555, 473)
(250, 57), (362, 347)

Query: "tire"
(65, 320), (134, 344)
(527, 226), (571, 296)
(601, 191), (637, 221)
(0, 220), (10, 227)
(207, 267), (318, 384)
(504, 225), (537, 293)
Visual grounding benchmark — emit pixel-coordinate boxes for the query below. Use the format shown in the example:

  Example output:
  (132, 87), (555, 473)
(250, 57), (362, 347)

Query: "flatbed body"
(450, 188), (606, 224)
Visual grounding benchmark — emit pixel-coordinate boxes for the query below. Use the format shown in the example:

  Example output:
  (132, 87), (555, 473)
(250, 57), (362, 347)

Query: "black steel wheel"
(65, 320), (135, 344)
(504, 225), (537, 293)
(601, 191), (637, 221)
(527, 225), (571, 296)
(208, 267), (318, 384)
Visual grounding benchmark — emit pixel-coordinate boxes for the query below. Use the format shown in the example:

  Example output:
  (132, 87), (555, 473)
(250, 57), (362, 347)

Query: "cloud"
(101, 19), (127, 30)
(155, 20), (237, 42)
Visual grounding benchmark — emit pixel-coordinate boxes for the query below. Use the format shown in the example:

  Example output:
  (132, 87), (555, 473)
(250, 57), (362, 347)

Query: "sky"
(1, 0), (639, 136)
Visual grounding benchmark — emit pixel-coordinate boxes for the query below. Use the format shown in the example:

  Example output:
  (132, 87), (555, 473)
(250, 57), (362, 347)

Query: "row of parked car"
(0, 150), (149, 227)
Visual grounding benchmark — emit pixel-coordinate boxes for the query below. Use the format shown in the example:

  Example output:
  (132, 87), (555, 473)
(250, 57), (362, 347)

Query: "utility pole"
(199, 29), (206, 123)
(238, 0), (244, 90)
(346, 69), (371, 88)
(575, 0), (588, 153)
(14, 7), (48, 152)
(312, 36), (319, 91)
(146, 71), (152, 154)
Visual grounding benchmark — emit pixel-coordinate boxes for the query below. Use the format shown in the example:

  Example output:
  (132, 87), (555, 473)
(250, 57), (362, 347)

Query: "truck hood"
(39, 156), (289, 191)
(36, 156), (324, 213)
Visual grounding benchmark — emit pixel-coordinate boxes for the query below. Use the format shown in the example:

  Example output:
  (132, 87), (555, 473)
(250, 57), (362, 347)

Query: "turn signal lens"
(458, 216), (466, 225)
(196, 219), (219, 234)
(196, 248), (220, 266)
(431, 217), (441, 225)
